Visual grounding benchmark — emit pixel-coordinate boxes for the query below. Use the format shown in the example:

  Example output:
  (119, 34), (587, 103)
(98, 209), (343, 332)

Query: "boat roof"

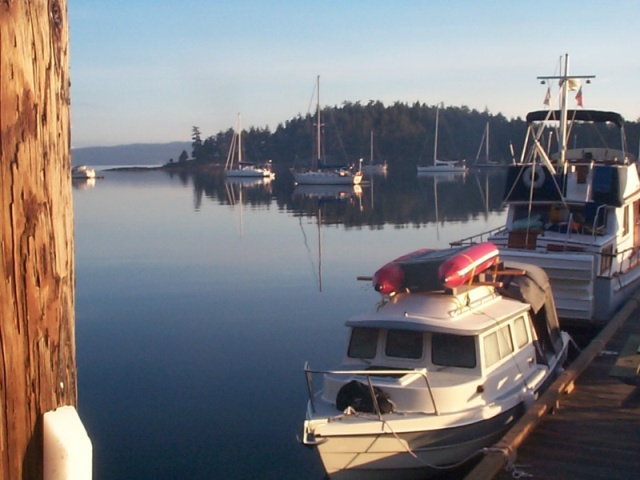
(346, 286), (530, 336)
(526, 109), (624, 127)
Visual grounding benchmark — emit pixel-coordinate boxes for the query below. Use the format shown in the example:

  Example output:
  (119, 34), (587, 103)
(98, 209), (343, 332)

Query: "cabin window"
(347, 328), (378, 359)
(623, 205), (630, 236)
(512, 206), (546, 230)
(513, 316), (529, 349)
(385, 329), (423, 359)
(483, 325), (515, 368)
(431, 334), (476, 368)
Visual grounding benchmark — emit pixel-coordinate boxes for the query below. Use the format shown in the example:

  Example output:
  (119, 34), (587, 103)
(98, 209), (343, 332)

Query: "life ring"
(523, 165), (545, 189)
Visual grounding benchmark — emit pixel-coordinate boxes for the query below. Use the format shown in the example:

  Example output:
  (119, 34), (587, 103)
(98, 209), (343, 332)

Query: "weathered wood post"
(1, 1), (78, 478)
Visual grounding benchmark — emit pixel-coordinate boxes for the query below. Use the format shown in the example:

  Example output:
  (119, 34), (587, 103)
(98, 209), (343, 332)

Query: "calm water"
(73, 167), (508, 479)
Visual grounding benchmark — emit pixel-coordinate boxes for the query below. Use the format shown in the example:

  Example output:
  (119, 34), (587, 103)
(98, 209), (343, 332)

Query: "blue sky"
(69, 1), (640, 148)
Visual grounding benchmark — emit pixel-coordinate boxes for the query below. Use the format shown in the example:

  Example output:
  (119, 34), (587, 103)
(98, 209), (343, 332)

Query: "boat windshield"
(347, 327), (477, 368)
(431, 333), (476, 368)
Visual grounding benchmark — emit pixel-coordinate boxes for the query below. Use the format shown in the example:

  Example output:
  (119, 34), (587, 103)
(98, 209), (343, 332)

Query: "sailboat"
(225, 114), (275, 179)
(361, 130), (387, 175)
(417, 103), (468, 174)
(293, 76), (363, 186)
(473, 121), (498, 167)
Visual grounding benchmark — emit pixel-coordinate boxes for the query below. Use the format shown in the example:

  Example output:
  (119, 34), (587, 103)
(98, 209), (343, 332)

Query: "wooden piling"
(0, 1), (75, 479)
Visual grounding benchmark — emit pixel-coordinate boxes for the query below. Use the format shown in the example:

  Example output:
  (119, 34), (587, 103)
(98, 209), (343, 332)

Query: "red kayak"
(438, 242), (499, 288)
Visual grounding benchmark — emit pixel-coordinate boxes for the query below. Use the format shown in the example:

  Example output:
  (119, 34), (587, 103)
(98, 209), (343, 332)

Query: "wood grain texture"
(0, 1), (75, 478)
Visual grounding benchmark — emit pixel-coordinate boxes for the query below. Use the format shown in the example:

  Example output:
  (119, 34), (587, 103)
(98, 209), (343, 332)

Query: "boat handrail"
(450, 226), (507, 247)
(604, 244), (640, 276)
(590, 203), (607, 237)
(303, 363), (438, 416)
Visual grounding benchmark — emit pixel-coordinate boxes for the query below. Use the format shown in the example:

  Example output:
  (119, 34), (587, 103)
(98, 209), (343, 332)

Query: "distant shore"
(104, 161), (225, 172)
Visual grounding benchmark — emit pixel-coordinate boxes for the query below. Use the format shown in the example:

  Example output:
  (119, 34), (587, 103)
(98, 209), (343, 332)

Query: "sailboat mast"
(370, 130), (374, 165)
(433, 104), (440, 165)
(485, 122), (490, 162)
(316, 75), (321, 165)
(559, 54), (570, 167)
(237, 113), (242, 165)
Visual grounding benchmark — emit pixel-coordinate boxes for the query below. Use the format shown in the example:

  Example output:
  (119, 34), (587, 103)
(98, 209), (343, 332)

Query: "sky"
(68, 0), (640, 148)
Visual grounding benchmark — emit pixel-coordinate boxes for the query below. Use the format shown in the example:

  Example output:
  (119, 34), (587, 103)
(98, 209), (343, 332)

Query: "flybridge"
(526, 109), (625, 127)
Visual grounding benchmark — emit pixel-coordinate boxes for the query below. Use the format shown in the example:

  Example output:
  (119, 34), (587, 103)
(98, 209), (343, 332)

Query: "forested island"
(166, 101), (640, 172)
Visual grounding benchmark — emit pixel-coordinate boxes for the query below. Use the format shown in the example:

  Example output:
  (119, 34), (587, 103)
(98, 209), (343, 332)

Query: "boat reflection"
(72, 177), (96, 190)
(292, 184), (362, 200)
(175, 167), (507, 228)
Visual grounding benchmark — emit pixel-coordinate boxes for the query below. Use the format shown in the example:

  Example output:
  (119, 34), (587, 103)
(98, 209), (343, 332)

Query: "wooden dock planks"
(467, 291), (640, 480)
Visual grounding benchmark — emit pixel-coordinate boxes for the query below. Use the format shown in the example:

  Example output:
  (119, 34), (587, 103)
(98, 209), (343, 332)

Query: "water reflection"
(161, 166), (508, 228)
(72, 177), (96, 190)
(73, 165), (510, 480)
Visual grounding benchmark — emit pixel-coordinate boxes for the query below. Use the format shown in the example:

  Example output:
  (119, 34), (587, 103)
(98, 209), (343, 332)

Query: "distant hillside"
(71, 142), (191, 166)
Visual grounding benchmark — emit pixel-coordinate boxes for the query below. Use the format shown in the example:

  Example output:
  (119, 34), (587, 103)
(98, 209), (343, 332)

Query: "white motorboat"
(71, 165), (96, 179)
(225, 114), (275, 179)
(458, 55), (640, 325)
(301, 244), (570, 479)
(417, 103), (468, 174)
(293, 76), (363, 186)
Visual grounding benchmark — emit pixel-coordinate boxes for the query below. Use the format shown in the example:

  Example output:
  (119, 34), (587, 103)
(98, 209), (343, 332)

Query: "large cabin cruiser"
(458, 56), (640, 325)
(301, 244), (570, 479)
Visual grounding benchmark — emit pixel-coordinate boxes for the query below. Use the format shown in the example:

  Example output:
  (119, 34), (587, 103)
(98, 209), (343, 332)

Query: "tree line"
(183, 101), (640, 171)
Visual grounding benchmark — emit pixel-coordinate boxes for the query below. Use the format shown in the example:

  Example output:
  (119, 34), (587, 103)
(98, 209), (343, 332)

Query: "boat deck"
(466, 291), (640, 480)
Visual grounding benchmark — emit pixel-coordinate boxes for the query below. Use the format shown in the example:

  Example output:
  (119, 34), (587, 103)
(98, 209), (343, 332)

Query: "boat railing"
(450, 226), (507, 247)
(603, 245), (640, 276)
(303, 363), (438, 417)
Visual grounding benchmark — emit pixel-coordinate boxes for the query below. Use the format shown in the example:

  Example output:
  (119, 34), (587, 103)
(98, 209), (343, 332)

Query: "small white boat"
(459, 55), (640, 325)
(417, 103), (468, 174)
(301, 245), (570, 479)
(294, 76), (363, 186)
(225, 114), (275, 179)
(71, 165), (96, 179)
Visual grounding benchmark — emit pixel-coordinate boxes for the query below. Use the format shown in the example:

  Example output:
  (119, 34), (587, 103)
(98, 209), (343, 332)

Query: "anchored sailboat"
(293, 76), (363, 186)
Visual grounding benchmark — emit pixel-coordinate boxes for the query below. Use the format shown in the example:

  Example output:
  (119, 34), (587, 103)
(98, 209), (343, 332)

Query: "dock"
(466, 291), (640, 480)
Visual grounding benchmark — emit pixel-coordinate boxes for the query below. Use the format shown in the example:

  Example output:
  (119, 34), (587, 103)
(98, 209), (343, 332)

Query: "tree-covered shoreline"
(167, 101), (640, 171)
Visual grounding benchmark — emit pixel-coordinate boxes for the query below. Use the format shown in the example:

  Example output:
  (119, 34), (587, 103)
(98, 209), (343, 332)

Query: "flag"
(575, 86), (583, 107)
(543, 87), (551, 106)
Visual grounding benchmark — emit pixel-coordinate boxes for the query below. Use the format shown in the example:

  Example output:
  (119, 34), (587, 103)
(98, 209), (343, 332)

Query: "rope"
(483, 445), (533, 477)
(339, 410), (487, 471)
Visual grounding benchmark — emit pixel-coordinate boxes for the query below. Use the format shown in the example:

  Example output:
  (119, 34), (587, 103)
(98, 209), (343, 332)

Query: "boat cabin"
(319, 267), (564, 415)
(483, 109), (640, 324)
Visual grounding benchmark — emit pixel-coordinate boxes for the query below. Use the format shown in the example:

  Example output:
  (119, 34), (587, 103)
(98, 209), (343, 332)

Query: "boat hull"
(225, 169), (273, 178)
(294, 171), (363, 185)
(417, 165), (467, 173)
(492, 243), (640, 324)
(309, 404), (524, 480)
